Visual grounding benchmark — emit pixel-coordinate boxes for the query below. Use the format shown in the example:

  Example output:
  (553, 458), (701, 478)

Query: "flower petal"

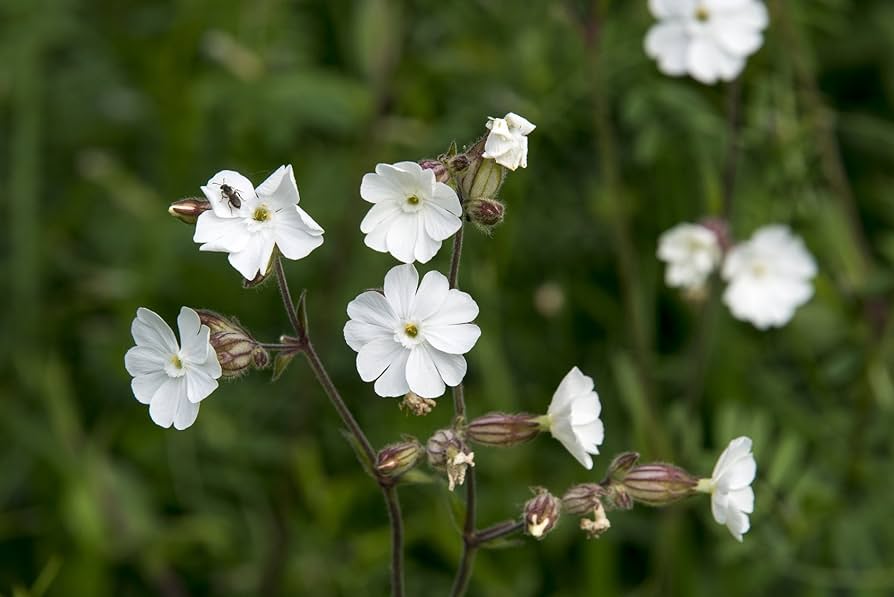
(428, 347), (467, 387)
(201, 170), (255, 218)
(172, 398), (200, 430)
(411, 270), (450, 321)
(125, 345), (166, 377)
(429, 183), (462, 216)
(227, 236), (275, 280)
(344, 320), (393, 352)
(374, 349), (411, 397)
(424, 289), (479, 326)
(385, 213), (419, 264)
(275, 208), (325, 261)
(357, 337), (404, 382)
(406, 346), (446, 398)
(384, 263), (419, 320)
(423, 203), (462, 242)
(361, 201), (401, 234)
(424, 323), (481, 355)
(148, 377), (186, 429)
(131, 371), (168, 405)
(186, 366), (219, 404)
(178, 307), (209, 361)
(132, 308), (179, 354)
(256, 165), (302, 210)
(194, 213), (252, 253)
(347, 291), (399, 328)
(361, 170), (402, 204)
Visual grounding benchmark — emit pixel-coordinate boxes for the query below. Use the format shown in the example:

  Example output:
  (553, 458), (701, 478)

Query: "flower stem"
(722, 77), (742, 220)
(473, 519), (524, 545)
(383, 485), (405, 597)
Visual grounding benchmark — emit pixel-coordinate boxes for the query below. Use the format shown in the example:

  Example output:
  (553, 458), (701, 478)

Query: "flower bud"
(375, 437), (424, 481)
(426, 429), (474, 491)
(604, 451), (640, 481)
(523, 488), (561, 540)
(168, 197), (210, 224)
(418, 159), (450, 183)
(400, 392), (436, 416)
(562, 483), (606, 516)
(466, 412), (541, 447)
(618, 463), (698, 507)
(196, 310), (269, 378)
(466, 198), (505, 232)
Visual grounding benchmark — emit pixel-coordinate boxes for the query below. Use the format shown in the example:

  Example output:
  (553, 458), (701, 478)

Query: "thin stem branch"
(257, 342), (294, 351)
(722, 78), (742, 219)
(450, 541), (476, 597)
(383, 485), (405, 597)
(273, 258), (303, 336)
(448, 224), (465, 291)
(473, 519), (524, 545)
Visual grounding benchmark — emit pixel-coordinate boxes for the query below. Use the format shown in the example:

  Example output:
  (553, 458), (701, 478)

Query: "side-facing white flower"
(344, 263), (481, 398)
(194, 165), (324, 280)
(722, 225), (817, 329)
(124, 307), (222, 430)
(697, 436), (756, 542)
(658, 222), (722, 290)
(645, 0), (769, 84)
(482, 112), (536, 171)
(359, 162), (462, 264)
(545, 367), (604, 469)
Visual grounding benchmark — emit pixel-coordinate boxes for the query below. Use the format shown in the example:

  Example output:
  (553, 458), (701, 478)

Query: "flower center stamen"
(695, 5), (709, 21)
(751, 263), (767, 277)
(404, 323), (419, 338)
(253, 206), (271, 222)
(171, 355), (183, 369)
(406, 195), (420, 206)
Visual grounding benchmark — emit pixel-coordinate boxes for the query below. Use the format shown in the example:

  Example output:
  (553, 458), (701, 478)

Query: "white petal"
(347, 291), (399, 328)
(194, 212), (252, 253)
(551, 421), (594, 470)
(424, 289), (479, 326)
(383, 263), (419, 319)
(649, 0), (696, 18)
(177, 307), (208, 362)
(227, 236), (275, 280)
(373, 349), (411, 397)
(712, 436), (752, 478)
(687, 37), (744, 84)
(411, 270), (450, 321)
(185, 366), (219, 403)
(428, 347), (467, 386)
(413, 220), (441, 264)
(548, 366), (595, 415)
(201, 170), (255, 218)
(132, 308), (179, 354)
(357, 337), (404, 382)
(172, 398), (200, 430)
(406, 346), (446, 398)
(131, 371), (168, 404)
(430, 183), (462, 216)
(724, 507), (750, 541)
(361, 170), (402, 204)
(385, 213), (419, 264)
(360, 201), (401, 234)
(505, 112), (536, 135)
(423, 203), (462, 242)
(191, 350), (222, 380)
(645, 22), (689, 77)
(710, 15), (764, 55)
(125, 345), (166, 377)
(148, 377), (186, 429)
(256, 165), (301, 210)
(274, 209), (325, 261)
(424, 323), (481, 355)
(574, 419), (605, 452)
(344, 320), (392, 352)
(729, 486), (755, 514)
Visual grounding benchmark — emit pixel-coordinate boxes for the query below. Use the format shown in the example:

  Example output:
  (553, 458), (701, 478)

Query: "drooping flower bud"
(465, 412), (541, 447)
(617, 463), (698, 507)
(579, 501), (611, 539)
(400, 392), (436, 416)
(168, 197), (210, 224)
(196, 310), (269, 378)
(426, 429), (474, 491)
(466, 198), (505, 233)
(523, 488), (562, 540)
(561, 483), (606, 516)
(418, 159), (450, 184)
(375, 437), (424, 481)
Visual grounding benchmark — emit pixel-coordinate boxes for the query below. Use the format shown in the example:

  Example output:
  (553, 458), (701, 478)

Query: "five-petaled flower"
(697, 436), (756, 542)
(344, 263), (481, 398)
(124, 307), (222, 430)
(194, 165), (324, 280)
(721, 225), (817, 329)
(645, 0), (769, 85)
(359, 161), (463, 264)
(658, 222), (722, 291)
(482, 112), (536, 171)
(545, 367), (605, 469)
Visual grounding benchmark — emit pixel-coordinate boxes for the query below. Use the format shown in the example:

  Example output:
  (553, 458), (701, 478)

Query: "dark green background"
(4, 0), (894, 594)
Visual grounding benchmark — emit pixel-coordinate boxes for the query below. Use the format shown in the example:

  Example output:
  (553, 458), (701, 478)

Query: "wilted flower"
(193, 166), (324, 280)
(124, 307), (222, 430)
(482, 112), (536, 171)
(579, 501), (611, 539)
(400, 392), (437, 416)
(524, 488), (562, 540)
(697, 436), (756, 542)
(359, 161), (462, 264)
(545, 367), (604, 469)
(426, 429), (475, 491)
(645, 0), (769, 84)
(657, 222), (722, 291)
(721, 225), (817, 329)
(344, 264), (481, 398)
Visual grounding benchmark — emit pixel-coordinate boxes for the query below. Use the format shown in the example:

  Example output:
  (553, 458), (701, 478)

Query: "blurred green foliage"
(3, 0), (894, 594)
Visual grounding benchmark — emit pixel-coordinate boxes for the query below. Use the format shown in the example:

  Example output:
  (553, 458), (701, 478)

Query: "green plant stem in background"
(273, 258), (405, 597)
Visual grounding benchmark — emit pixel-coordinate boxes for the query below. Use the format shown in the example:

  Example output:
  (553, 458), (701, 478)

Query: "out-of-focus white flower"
(359, 161), (462, 264)
(658, 222), (722, 290)
(697, 436), (756, 542)
(546, 367), (604, 470)
(482, 112), (536, 171)
(194, 165), (324, 280)
(343, 264), (481, 398)
(645, 0), (769, 85)
(721, 225), (816, 329)
(124, 307), (222, 430)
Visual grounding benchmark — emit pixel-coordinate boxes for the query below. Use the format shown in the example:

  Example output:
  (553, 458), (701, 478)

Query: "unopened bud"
(375, 437), (424, 481)
(468, 156), (506, 202)
(196, 310), (269, 378)
(168, 197), (210, 224)
(618, 463), (698, 507)
(580, 501), (611, 539)
(400, 392), (436, 416)
(604, 451), (640, 481)
(466, 412), (541, 447)
(466, 198), (505, 232)
(426, 429), (474, 491)
(419, 159), (450, 183)
(562, 483), (606, 516)
(523, 488), (561, 540)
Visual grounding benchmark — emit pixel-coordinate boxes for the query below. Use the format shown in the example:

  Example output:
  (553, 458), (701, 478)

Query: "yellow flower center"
(170, 354), (183, 370)
(695, 5), (709, 21)
(406, 195), (420, 206)
(253, 206), (271, 222)
(404, 323), (419, 338)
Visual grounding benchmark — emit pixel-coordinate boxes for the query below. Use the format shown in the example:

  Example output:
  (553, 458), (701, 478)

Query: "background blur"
(3, 0), (894, 594)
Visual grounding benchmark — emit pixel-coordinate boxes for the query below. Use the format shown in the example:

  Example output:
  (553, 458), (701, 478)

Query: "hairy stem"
(473, 519), (524, 545)
(383, 485), (405, 597)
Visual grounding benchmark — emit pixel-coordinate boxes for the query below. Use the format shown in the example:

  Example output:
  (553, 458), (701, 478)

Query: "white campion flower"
(697, 436), (756, 542)
(193, 165), (324, 280)
(545, 367), (604, 470)
(344, 263), (481, 398)
(722, 225), (817, 329)
(359, 161), (462, 264)
(124, 307), (222, 430)
(657, 222), (722, 290)
(645, 0), (769, 85)
(482, 112), (536, 171)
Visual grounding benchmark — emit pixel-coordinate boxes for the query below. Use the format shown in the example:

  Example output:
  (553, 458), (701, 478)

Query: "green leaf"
(271, 351), (296, 382)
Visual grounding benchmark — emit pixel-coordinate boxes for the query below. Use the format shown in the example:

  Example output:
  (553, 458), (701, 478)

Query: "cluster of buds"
(426, 429), (475, 491)
(375, 437), (425, 483)
(196, 310), (270, 378)
(523, 488), (562, 540)
(465, 412), (543, 447)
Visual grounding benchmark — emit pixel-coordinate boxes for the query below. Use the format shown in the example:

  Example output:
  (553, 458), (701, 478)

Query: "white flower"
(344, 263), (481, 398)
(124, 307), (222, 430)
(698, 436), (756, 542)
(482, 112), (536, 171)
(359, 162), (462, 264)
(721, 225), (817, 329)
(194, 165), (324, 280)
(658, 222), (722, 290)
(645, 0), (769, 85)
(546, 367), (604, 469)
